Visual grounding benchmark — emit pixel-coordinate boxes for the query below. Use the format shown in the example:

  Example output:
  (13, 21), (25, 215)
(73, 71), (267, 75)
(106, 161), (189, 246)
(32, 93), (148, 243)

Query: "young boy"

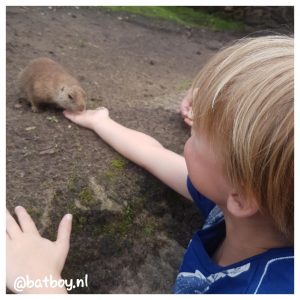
(6, 35), (293, 294)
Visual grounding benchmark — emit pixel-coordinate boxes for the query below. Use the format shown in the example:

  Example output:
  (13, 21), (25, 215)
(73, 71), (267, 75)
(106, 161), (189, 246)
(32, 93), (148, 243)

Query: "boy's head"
(190, 35), (294, 243)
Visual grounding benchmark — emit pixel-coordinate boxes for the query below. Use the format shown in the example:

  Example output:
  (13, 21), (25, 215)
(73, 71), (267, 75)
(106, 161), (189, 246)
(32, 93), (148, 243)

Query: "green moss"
(124, 203), (135, 223)
(67, 173), (80, 193)
(143, 224), (155, 236)
(140, 215), (158, 236)
(78, 215), (88, 225)
(102, 6), (245, 31)
(100, 157), (128, 183)
(101, 201), (140, 238)
(68, 203), (79, 215)
(67, 173), (96, 206)
(72, 215), (88, 232)
(102, 218), (132, 238)
(79, 186), (96, 206)
(103, 170), (114, 181)
(111, 158), (127, 170)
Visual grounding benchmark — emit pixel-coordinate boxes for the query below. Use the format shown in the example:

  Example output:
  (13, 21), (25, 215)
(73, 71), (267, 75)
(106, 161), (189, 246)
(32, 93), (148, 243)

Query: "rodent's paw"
(31, 106), (40, 113)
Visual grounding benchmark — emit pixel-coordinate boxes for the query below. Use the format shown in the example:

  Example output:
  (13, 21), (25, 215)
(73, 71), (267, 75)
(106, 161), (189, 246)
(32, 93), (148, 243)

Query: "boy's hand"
(6, 206), (72, 294)
(63, 107), (109, 130)
(180, 89), (193, 127)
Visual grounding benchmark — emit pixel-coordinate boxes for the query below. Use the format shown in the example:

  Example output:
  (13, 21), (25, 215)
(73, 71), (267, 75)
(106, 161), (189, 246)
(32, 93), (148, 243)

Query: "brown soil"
(6, 6), (244, 293)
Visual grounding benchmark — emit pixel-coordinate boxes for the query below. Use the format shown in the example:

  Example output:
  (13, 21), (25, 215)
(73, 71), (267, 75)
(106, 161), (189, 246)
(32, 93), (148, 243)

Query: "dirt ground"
(6, 6), (245, 293)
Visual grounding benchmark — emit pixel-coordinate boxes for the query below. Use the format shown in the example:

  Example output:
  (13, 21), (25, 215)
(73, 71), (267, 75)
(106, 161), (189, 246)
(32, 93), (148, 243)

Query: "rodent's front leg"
(30, 97), (40, 113)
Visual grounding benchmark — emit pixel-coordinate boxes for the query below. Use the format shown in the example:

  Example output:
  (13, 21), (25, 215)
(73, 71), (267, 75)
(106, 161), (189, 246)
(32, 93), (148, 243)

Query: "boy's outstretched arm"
(6, 206), (72, 294)
(63, 108), (192, 201)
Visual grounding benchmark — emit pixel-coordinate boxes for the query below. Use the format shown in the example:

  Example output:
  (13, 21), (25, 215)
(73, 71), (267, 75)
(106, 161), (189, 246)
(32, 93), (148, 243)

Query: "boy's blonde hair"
(192, 35), (294, 243)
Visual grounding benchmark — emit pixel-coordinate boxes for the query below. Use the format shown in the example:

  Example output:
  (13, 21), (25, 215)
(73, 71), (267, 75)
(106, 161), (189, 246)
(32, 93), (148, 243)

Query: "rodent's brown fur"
(18, 57), (87, 112)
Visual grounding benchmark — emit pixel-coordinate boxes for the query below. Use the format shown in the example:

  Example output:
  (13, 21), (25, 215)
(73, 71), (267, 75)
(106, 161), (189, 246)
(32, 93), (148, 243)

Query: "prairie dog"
(18, 57), (87, 112)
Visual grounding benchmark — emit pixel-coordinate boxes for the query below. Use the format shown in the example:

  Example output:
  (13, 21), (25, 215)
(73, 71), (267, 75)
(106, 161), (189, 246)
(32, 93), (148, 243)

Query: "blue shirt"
(173, 177), (294, 294)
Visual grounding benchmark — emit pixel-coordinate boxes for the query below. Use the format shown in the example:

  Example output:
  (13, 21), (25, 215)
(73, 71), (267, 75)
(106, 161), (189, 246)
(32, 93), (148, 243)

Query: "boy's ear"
(226, 191), (259, 218)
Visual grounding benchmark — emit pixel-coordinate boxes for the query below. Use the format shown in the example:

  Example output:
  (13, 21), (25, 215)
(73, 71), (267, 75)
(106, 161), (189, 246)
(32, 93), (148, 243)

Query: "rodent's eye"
(68, 94), (74, 100)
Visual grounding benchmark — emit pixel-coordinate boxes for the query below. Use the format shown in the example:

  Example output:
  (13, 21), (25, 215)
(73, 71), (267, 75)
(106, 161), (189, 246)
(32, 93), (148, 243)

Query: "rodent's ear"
(61, 86), (65, 91)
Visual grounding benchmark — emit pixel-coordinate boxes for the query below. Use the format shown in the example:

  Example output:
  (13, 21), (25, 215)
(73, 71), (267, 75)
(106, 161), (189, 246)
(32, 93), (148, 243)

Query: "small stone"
(47, 116), (58, 123)
(14, 103), (22, 109)
(39, 148), (56, 155)
(206, 40), (222, 50)
(25, 126), (36, 131)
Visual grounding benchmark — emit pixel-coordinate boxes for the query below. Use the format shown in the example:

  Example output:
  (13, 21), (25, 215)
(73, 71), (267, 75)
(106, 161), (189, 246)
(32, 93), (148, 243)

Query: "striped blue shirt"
(173, 177), (294, 294)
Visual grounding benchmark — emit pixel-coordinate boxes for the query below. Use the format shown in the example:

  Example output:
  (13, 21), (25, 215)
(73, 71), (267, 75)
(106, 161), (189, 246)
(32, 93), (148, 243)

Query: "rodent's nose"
(79, 104), (86, 111)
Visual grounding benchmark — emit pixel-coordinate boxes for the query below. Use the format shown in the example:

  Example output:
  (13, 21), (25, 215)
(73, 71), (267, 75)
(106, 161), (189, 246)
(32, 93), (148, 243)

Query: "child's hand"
(180, 90), (193, 127)
(63, 107), (110, 130)
(6, 206), (72, 294)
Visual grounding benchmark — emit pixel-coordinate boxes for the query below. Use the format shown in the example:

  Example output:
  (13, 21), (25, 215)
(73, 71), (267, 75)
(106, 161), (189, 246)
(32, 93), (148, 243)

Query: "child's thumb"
(63, 110), (74, 120)
(56, 214), (72, 255)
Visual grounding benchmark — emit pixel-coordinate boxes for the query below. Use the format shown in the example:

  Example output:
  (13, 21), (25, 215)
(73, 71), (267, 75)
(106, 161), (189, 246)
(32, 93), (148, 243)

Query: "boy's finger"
(56, 214), (72, 252)
(6, 209), (22, 238)
(63, 110), (82, 118)
(63, 110), (77, 120)
(14, 206), (39, 235)
(184, 117), (193, 127)
(180, 104), (189, 115)
(180, 110), (188, 118)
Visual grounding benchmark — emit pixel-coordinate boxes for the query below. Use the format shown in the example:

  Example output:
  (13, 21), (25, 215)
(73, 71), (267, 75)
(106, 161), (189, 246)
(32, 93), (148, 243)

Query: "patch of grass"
(103, 6), (245, 31)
